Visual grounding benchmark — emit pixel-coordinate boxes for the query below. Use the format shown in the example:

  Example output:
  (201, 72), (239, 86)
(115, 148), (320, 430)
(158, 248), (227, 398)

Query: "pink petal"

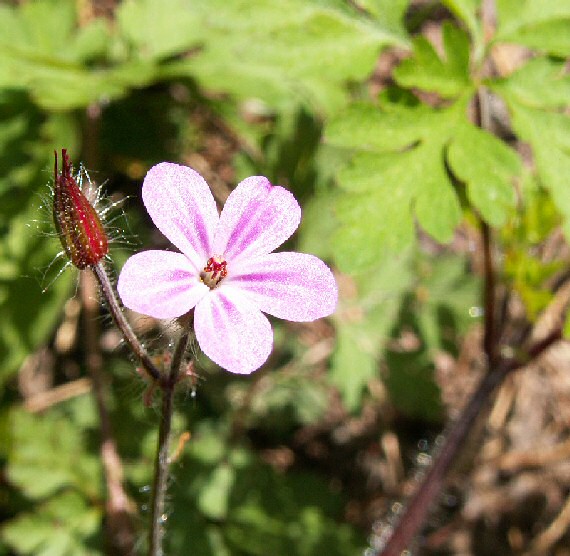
(142, 163), (219, 271)
(194, 288), (273, 374)
(212, 176), (301, 262)
(229, 252), (337, 322)
(117, 250), (208, 319)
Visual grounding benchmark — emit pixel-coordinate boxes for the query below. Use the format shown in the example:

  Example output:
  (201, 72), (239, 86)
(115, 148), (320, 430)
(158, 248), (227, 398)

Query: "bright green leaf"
(353, 0), (409, 37)
(491, 58), (570, 109)
(326, 99), (468, 272)
(505, 105), (570, 234)
(442, 0), (482, 42)
(447, 123), (520, 226)
(165, 0), (406, 113)
(495, 0), (570, 55)
(116, 0), (203, 60)
(393, 22), (472, 98)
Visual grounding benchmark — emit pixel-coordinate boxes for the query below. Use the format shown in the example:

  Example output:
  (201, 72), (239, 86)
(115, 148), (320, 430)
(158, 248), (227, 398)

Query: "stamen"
(200, 256), (228, 289)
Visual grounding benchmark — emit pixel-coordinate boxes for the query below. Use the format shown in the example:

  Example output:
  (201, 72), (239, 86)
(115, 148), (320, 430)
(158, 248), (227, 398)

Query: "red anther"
(201, 256), (228, 288)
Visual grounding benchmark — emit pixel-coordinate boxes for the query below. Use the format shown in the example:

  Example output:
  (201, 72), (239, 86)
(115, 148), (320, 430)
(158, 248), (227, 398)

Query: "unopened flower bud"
(53, 149), (108, 269)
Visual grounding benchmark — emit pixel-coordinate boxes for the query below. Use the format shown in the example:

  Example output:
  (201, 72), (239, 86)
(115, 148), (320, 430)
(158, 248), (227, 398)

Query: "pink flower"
(117, 163), (337, 374)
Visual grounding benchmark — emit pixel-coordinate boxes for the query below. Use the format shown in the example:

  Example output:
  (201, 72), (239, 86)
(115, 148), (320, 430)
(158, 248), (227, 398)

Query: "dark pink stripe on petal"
(117, 250), (208, 319)
(229, 252), (338, 322)
(194, 288), (273, 374)
(142, 163), (219, 270)
(213, 177), (301, 262)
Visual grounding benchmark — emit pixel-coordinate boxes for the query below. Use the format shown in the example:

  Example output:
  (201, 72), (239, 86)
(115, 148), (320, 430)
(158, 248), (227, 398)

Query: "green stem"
(148, 329), (191, 556)
(93, 262), (161, 382)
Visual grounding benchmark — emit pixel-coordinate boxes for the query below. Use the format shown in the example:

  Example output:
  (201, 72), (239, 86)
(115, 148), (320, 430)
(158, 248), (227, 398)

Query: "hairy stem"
(148, 329), (191, 556)
(93, 261), (161, 381)
(80, 271), (136, 555)
(377, 329), (561, 556)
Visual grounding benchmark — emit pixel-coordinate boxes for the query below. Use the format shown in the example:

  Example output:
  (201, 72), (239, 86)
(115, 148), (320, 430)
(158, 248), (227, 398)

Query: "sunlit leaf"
(495, 0), (570, 55)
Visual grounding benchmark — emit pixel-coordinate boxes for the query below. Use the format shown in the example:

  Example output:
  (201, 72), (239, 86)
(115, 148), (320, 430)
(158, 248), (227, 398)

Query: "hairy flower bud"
(53, 149), (108, 269)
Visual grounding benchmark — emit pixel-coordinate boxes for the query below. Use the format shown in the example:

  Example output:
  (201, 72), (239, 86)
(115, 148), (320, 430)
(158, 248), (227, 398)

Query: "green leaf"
(6, 408), (101, 500)
(326, 67), (525, 273)
(495, 0), (570, 55)
(1, 491), (101, 556)
(514, 107), (570, 229)
(491, 58), (570, 109)
(393, 22), (472, 98)
(447, 123), (519, 226)
(164, 0), (407, 113)
(330, 327), (378, 412)
(442, 0), (482, 42)
(116, 0), (203, 60)
(353, 0), (409, 36)
(0, 0), (156, 109)
(326, 99), (470, 272)
(330, 252), (414, 411)
(494, 65), (570, 236)
(198, 464), (236, 520)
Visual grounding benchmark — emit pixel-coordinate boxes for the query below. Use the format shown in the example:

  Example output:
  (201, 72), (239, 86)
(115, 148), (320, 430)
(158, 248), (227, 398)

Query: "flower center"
(200, 256), (228, 289)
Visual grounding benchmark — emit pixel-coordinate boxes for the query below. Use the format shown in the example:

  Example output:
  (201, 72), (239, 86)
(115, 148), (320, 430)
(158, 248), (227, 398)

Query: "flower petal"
(213, 176), (301, 262)
(142, 163), (219, 271)
(117, 250), (208, 319)
(229, 252), (337, 321)
(194, 288), (272, 374)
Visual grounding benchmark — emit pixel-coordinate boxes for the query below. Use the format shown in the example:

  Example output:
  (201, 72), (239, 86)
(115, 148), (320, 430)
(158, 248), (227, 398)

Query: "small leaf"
(495, 0), (570, 56)
(393, 22), (472, 98)
(442, 0), (482, 41)
(354, 0), (409, 37)
(198, 464), (236, 520)
(491, 58), (570, 109)
(1, 491), (101, 556)
(447, 124), (520, 226)
(329, 325), (378, 412)
(116, 0), (203, 60)
(330, 253), (414, 410)
(6, 409), (100, 500)
(507, 105), (570, 231)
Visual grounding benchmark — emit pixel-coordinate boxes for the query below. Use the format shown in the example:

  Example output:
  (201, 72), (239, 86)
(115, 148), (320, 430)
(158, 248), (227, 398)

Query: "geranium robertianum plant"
(117, 162), (337, 374)
(52, 150), (337, 555)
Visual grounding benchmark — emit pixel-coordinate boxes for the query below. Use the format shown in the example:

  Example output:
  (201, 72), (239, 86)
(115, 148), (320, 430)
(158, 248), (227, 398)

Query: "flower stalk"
(93, 262), (161, 382)
(148, 328), (192, 556)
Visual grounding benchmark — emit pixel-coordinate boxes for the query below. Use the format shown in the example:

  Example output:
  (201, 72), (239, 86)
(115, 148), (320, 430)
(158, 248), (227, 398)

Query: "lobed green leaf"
(393, 22), (472, 98)
(491, 58), (570, 109)
(447, 123), (519, 226)
(494, 62), (570, 237)
(495, 0), (570, 55)
(165, 0), (407, 113)
(442, 0), (482, 42)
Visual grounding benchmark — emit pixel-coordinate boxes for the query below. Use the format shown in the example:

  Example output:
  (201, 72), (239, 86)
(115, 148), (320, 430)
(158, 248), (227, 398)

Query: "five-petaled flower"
(117, 163), (337, 374)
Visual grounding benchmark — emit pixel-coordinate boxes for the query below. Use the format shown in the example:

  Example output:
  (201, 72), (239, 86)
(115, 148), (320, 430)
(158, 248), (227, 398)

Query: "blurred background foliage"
(0, 0), (569, 554)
